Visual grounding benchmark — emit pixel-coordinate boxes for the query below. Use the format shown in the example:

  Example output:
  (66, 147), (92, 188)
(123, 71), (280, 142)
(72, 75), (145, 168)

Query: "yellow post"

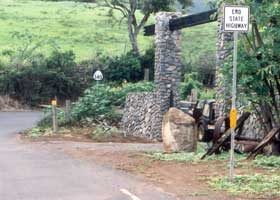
(51, 99), (58, 133)
(230, 108), (238, 129)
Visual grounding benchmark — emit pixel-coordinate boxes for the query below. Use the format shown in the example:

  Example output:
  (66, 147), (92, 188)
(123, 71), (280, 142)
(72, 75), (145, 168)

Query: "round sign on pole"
(93, 70), (103, 81)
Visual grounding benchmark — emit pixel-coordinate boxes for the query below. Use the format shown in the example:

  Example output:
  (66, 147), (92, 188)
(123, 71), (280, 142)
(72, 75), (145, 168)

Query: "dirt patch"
(63, 147), (264, 200)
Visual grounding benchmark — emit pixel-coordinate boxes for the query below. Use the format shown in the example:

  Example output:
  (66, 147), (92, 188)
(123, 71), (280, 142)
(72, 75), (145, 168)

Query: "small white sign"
(93, 70), (103, 81)
(224, 6), (250, 32)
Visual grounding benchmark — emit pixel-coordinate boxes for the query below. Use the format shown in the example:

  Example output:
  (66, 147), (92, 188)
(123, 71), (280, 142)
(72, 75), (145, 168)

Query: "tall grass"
(0, 0), (217, 63)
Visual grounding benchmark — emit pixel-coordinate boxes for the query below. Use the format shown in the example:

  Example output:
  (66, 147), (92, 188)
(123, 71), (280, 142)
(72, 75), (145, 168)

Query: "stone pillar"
(155, 12), (182, 114)
(154, 12), (182, 139)
(215, 5), (233, 117)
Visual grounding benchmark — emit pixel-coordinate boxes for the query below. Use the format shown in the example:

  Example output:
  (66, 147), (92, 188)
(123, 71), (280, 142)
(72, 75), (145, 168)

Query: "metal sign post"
(230, 31), (238, 180)
(223, 5), (250, 181)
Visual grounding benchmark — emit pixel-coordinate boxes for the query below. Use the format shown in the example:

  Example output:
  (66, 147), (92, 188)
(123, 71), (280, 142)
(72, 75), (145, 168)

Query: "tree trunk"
(128, 15), (140, 56)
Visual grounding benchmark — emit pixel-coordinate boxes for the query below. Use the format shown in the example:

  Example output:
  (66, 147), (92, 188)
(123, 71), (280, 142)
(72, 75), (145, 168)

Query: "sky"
(175, 0), (213, 14)
(189, 0), (212, 14)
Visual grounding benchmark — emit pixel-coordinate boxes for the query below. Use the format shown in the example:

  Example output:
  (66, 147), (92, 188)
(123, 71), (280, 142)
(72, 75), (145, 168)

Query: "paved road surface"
(0, 112), (176, 200)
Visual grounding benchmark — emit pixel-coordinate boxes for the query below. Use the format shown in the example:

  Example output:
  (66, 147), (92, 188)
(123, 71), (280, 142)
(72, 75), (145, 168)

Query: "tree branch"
(135, 13), (150, 36)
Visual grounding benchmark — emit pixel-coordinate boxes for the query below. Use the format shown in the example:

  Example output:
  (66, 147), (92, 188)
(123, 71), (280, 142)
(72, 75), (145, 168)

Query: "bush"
(139, 47), (155, 81)
(83, 49), (156, 84)
(111, 81), (154, 106)
(87, 52), (142, 84)
(37, 105), (69, 128)
(72, 84), (115, 121)
(0, 51), (85, 106)
(72, 82), (154, 122)
(180, 72), (202, 99)
(199, 89), (215, 100)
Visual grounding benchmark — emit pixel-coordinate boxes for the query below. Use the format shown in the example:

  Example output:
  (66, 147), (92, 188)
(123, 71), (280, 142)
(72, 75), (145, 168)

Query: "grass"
(0, 0), (217, 62)
(148, 143), (247, 163)
(148, 146), (280, 198)
(253, 155), (280, 169)
(209, 174), (280, 198)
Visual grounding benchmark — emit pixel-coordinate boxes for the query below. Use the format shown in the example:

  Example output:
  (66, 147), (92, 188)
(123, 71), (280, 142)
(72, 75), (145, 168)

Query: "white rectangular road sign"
(224, 6), (250, 32)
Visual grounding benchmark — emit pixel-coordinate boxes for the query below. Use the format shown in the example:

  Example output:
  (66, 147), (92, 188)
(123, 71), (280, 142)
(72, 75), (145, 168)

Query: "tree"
(94, 0), (192, 55)
(219, 0), (280, 153)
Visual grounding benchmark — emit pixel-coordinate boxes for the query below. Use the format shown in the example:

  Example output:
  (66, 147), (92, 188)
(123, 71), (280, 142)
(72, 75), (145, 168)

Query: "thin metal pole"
(230, 31), (238, 180)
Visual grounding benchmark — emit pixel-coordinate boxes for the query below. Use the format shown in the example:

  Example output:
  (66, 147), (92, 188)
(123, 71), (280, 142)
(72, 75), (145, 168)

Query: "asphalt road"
(0, 112), (176, 200)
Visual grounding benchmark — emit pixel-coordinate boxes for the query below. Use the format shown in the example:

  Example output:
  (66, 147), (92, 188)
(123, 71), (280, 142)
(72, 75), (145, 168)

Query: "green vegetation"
(150, 152), (202, 162)
(72, 81), (154, 121)
(0, 0), (152, 61)
(209, 174), (280, 198)
(91, 124), (120, 140)
(0, 0), (216, 63)
(199, 89), (215, 100)
(149, 149), (280, 198)
(27, 81), (154, 137)
(0, 50), (85, 106)
(253, 155), (280, 169)
(148, 150), (246, 163)
(91, 0), (193, 55)
(180, 72), (202, 99)
(179, 72), (216, 100)
(27, 126), (51, 137)
(95, 52), (143, 83)
(0, 0), (217, 103)
(220, 0), (280, 137)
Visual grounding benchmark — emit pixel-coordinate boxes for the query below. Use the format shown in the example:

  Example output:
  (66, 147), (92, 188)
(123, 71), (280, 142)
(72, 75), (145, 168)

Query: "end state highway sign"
(224, 6), (250, 32)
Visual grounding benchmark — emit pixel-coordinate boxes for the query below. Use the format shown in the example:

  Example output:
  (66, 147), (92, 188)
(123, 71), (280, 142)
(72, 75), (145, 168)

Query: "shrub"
(80, 47), (156, 84)
(180, 72), (202, 99)
(37, 105), (69, 128)
(139, 47), (155, 80)
(111, 81), (154, 106)
(72, 84), (114, 121)
(0, 51), (85, 106)
(92, 52), (142, 83)
(46, 50), (76, 74)
(199, 89), (215, 100)
(72, 82), (154, 122)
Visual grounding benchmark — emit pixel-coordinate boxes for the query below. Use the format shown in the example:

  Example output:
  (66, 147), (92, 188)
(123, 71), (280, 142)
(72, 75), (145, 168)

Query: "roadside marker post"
(223, 5), (250, 181)
(51, 99), (58, 133)
(65, 100), (71, 123)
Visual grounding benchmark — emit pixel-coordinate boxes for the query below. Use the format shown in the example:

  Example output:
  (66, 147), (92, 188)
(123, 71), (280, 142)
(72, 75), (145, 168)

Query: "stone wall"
(121, 92), (161, 140)
(121, 12), (182, 141)
(241, 113), (266, 140)
(215, 4), (233, 117)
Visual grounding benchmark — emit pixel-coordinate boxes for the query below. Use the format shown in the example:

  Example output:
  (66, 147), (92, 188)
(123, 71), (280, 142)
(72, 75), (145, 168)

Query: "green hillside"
(0, 0), (217, 63)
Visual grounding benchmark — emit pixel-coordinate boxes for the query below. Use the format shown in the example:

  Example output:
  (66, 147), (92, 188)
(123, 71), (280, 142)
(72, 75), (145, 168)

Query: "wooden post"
(190, 89), (198, 102)
(144, 68), (150, 81)
(52, 100), (58, 133)
(65, 100), (71, 123)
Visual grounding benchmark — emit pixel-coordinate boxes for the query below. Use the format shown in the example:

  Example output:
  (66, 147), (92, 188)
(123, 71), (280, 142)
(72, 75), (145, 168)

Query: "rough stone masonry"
(122, 12), (182, 140)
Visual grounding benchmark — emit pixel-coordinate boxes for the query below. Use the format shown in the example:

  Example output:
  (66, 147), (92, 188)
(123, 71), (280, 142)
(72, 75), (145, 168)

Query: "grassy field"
(0, 0), (217, 62)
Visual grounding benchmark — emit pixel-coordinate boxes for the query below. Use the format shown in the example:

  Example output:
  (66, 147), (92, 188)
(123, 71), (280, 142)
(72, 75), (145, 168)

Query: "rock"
(162, 107), (197, 153)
